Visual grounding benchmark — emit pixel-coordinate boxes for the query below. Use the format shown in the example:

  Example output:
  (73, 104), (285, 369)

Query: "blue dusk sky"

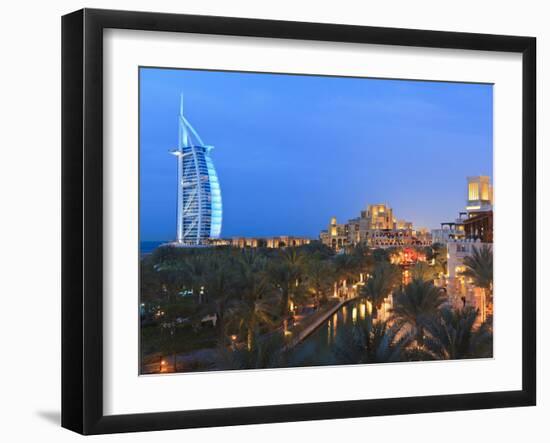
(139, 67), (493, 242)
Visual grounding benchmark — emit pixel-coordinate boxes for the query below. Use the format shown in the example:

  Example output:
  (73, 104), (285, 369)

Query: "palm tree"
(228, 252), (280, 350)
(156, 298), (198, 372)
(461, 244), (493, 305)
(360, 262), (400, 318)
(202, 257), (237, 344)
(422, 307), (493, 359)
(157, 268), (184, 303)
(215, 333), (287, 370)
(333, 254), (361, 295)
(472, 314), (494, 358)
(268, 248), (305, 316)
(332, 313), (411, 364)
(391, 279), (447, 346)
(305, 259), (335, 306)
(411, 261), (437, 282)
(372, 248), (390, 263)
(181, 254), (209, 304)
(430, 243), (448, 276)
(268, 262), (299, 317)
(350, 243), (375, 277)
(139, 258), (162, 303)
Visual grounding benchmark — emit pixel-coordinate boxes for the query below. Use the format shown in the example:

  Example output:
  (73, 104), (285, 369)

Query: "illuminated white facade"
(170, 96), (222, 246)
(320, 204), (429, 250)
(466, 176), (493, 212)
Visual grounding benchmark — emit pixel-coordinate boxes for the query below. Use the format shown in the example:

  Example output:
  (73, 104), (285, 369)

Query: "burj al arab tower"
(170, 95), (222, 246)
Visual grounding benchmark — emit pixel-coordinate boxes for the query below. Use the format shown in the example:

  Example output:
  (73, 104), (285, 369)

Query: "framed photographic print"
(61, 8), (536, 435)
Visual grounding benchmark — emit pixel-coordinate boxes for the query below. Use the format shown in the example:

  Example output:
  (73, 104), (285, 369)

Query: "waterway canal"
(293, 298), (373, 364)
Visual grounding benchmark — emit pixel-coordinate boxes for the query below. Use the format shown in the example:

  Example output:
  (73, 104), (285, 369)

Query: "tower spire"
(171, 95), (222, 245)
(178, 93), (205, 147)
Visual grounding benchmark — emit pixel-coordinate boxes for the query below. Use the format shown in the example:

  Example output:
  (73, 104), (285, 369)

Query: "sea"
(140, 240), (167, 255)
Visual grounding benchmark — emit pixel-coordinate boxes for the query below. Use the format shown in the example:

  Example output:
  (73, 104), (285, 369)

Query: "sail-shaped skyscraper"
(170, 95), (222, 246)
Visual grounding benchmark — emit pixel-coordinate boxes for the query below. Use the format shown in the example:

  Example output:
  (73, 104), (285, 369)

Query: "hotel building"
(320, 204), (431, 250)
(170, 96), (222, 246)
(208, 236), (311, 249)
(320, 217), (351, 250)
(431, 212), (467, 244)
(463, 175), (493, 242)
(440, 175), (494, 276)
(443, 176), (494, 321)
(466, 175), (493, 212)
(432, 176), (493, 245)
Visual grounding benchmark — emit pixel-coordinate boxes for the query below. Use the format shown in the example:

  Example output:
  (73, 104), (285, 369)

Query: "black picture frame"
(61, 8), (536, 435)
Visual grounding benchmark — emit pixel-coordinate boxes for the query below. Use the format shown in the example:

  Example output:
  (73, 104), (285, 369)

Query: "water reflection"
(326, 313), (338, 345)
(303, 299), (365, 352)
(294, 299), (393, 365)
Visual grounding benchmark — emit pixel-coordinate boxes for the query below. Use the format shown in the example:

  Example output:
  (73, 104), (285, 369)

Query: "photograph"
(0, 1), (542, 440)
(138, 67), (494, 374)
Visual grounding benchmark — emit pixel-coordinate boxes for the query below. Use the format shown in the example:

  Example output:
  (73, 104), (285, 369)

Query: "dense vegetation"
(140, 241), (492, 373)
